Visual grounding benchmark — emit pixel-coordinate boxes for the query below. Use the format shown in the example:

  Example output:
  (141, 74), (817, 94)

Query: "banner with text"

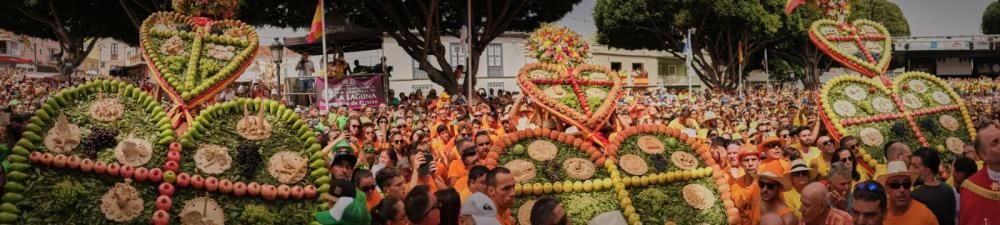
(316, 73), (386, 110)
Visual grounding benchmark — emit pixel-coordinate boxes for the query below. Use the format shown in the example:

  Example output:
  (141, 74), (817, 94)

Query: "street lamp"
(270, 38), (285, 100)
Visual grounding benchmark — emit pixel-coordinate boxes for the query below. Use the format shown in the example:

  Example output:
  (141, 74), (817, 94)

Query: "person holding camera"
(315, 147), (371, 225)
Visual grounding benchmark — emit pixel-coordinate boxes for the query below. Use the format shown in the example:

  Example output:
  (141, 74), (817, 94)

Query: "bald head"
(799, 182), (831, 224)
(801, 182), (829, 203)
(884, 142), (912, 162)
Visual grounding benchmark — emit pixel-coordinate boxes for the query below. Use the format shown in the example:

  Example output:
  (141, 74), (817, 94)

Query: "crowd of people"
(300, 80), (999, 225)
(2, 66), (999, 225)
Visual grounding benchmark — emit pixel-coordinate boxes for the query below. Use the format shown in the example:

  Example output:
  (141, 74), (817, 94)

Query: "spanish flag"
(306, 0), (324, 43)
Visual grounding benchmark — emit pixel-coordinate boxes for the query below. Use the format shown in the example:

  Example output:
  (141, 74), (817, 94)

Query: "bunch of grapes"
(543, 160), (560, 181)
(82, 127), (119, 158)
(235, 143), (263, 179)
(651, 154), (669, 172)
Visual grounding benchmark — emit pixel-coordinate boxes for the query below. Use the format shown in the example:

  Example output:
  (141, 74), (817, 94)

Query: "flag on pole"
(684, 30), (694, 92)
(306, 0), (324, 43)
(784, 0), (806, 14)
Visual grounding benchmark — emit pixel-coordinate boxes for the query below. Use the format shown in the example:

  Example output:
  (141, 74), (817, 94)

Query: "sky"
(549, 0), (995, 38)
(259, 0), (994, 45)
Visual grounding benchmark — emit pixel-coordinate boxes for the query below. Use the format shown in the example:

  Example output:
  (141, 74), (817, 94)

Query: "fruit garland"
(524, 24), (591, 66)
(606, 125), (738, 225)
(2, 80), (175, 224)
(892, 72), (977, 140)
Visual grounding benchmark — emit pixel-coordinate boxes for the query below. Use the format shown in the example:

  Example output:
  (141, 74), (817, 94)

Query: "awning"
(0, 56), (31, 64)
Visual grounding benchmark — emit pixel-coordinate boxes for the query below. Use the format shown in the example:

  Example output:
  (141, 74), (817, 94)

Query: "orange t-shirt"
(447, 160), (468, 181)
(729, 176), (761, 225)
(497, 208), (514, 225)
(365, 190), (383, 210)
(885, 201), (939, 225)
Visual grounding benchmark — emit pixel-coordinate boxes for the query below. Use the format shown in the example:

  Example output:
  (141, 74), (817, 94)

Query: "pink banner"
(316, 74), (386, 110)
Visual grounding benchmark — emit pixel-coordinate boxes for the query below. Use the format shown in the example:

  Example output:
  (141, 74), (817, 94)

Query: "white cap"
(461, 192), (501, 225)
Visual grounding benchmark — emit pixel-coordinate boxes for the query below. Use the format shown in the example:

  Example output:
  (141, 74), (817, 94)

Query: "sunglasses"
(766, 143), (782, 149)
(758, 181), (780, 190)
(791, 171), (810, 177)
(839, 158), (852, 163)
(361, 185), (376, 192)
(887, 180), (912, 190)
(820, 141), (833, 146)
(855, 182), (884, 193)
(394, 140), (405, 144)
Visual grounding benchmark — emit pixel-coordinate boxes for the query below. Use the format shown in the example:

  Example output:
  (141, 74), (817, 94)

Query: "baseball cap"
(331, 146), (358, 167)
(461, 193), (501, 225)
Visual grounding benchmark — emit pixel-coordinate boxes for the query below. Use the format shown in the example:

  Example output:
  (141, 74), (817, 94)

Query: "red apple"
(29, 151), (42, 164)
(94, 161), (107, 174)
(66, 156), (80, 169)
(52, 154), (67, 168)
(169, 142), (182, 152)
(80, 159), (94, 172)
(137, 167), (152, 182)
(107, 163), (121, 177)
(120, 165), (135, 179)
(153, 210), (169, 225)
(233, 182), (247, 197)
(155, 195), (172, 211)
(218, 179), (233, 194)
(205, 177), (219, 192)
(304, 185), (318, 198)
(175, 173), (191, 187)
(247, 182), (261, 196)
(159, 183), (175, 196)
(148, 168), (163, 183)
(166, 151), (181, 162)
(191, 175), (205, 189)
(163, 161), (179, 172)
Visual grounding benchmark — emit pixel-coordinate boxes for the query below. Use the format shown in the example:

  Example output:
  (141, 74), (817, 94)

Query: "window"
(0, 41), (19, 56)
(486, 43), (503, 77)
(412, 85), (432, 93)
(412, 59), (427, 79)
(632, 63), (644, 72)
(110, 43), (119, 60)
(449, 43), (466, 67)
(610, 62), (622, 71)
(487, 82), (504, 90)
(49, 48), (58, 62)
(667, 65), (678, 76)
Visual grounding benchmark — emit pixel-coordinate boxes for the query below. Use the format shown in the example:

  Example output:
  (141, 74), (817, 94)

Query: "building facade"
(0, 29), (61, 73)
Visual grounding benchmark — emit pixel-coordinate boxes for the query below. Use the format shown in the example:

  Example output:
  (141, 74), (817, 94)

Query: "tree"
(766, 0), (909, 89)
(983, 1), (1000, 34)
(594, 0), (787, 90)
(308, 0), (579, 95)
(0, 0), (157, 77)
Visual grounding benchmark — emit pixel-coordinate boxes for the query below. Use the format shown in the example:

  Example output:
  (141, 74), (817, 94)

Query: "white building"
(274, 33), (701, 95)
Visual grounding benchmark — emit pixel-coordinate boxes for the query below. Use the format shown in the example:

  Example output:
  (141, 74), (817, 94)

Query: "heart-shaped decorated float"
(0, 1), (332, 224)
(810, 15), (975, 169)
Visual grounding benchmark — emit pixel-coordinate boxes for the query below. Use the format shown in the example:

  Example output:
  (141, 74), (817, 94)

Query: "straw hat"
(703, 111), (719, 122)
(785, 159), (817, 179)
(758, 170), (792, 192)
(876, 161), (918, 185)
(758, 135), (785, 151)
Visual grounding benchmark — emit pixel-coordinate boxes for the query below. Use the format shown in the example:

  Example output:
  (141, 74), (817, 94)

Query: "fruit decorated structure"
(496, 25), (735, 225)
(801, 1), (976, 171)
(1, 1), (328, 224)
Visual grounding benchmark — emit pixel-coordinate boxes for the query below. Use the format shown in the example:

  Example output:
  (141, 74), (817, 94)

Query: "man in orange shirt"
(352, 168), (382, 210)
(731, 145), (762, 225)
(799, 182), (853, 225)
(879, 161), (939, 225)
(457, 165), (491, 202)
(487, 167), (516, 225)
(474, 131), (495, 166)
(448, 138), (478, 187)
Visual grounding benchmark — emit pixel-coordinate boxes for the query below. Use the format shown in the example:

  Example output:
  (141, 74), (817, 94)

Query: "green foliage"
(849, 0), (911, 36)
(984, 1), (1000, 34)
(237, 204), (279, 225)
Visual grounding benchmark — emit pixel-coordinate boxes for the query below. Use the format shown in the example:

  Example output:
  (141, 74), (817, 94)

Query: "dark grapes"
(235, 143), (263, 179)
(651, 154), (669, 172)
(82, 127), (118, 158)
(543, 160), (560, 181)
